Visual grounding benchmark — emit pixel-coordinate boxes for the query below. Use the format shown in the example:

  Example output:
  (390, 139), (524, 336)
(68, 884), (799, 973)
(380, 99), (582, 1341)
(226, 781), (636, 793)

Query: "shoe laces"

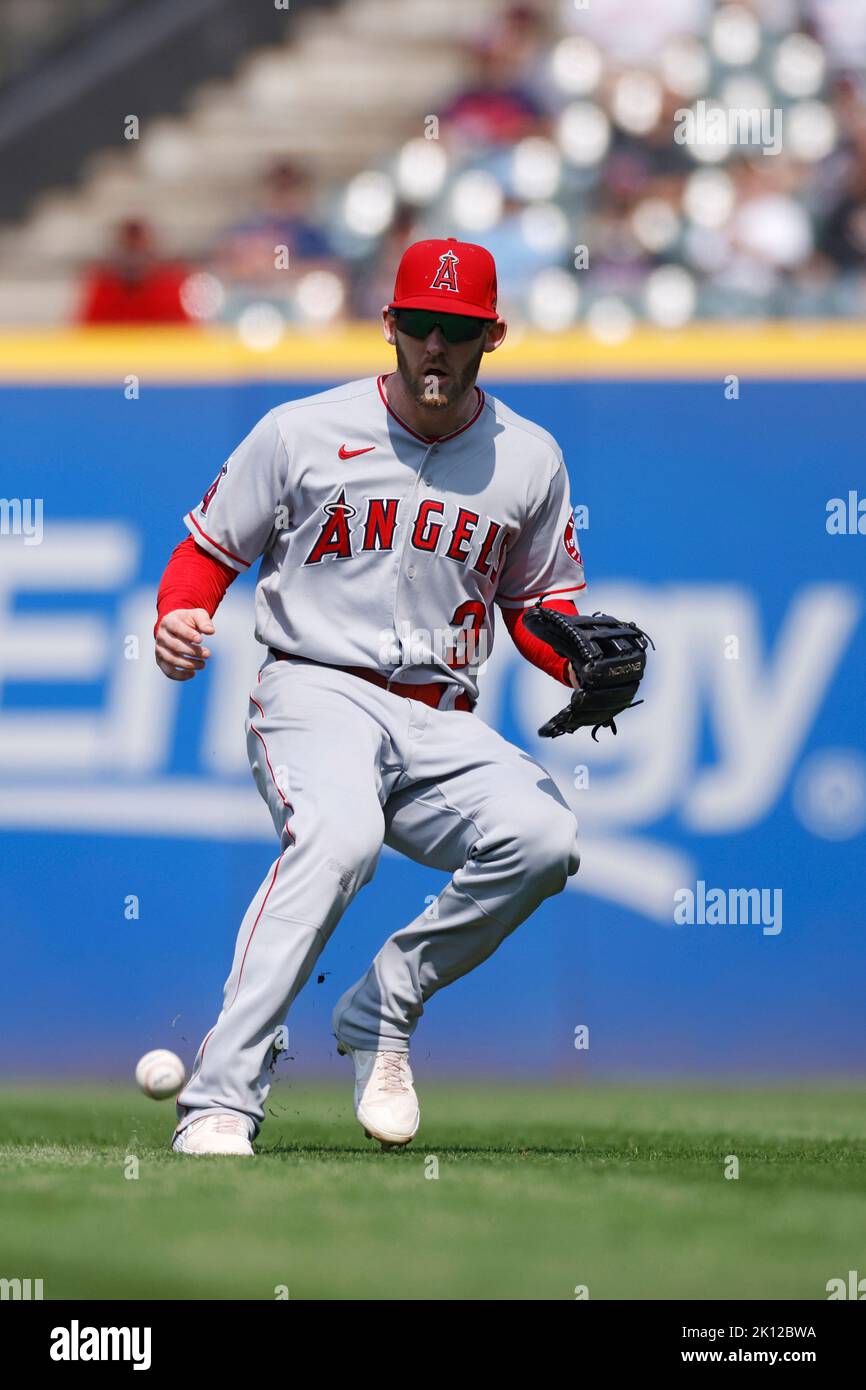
(374, 1052), (411, 1094)
(206, 1114), (249, 1138)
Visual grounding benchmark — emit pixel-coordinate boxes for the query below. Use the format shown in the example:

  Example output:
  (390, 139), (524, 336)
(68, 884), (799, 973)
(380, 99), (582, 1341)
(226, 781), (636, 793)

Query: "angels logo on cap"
(429, 249), (460, 293)
(389, 238), (499, 320)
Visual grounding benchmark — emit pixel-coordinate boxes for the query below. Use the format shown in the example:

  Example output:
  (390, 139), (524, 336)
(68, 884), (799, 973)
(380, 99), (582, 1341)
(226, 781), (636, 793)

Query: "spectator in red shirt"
(78, 218), (191, 324)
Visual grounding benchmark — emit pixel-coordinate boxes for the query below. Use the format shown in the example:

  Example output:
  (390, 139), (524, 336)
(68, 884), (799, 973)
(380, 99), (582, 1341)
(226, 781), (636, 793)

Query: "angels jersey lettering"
(184, 375), (585, 703)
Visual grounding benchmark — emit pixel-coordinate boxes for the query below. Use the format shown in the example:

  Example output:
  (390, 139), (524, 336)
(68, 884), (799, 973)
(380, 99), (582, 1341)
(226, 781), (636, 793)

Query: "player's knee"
(321, 815), (384, 887)
(538, 808), (580, 893)
(561, 816), (581, 880)
(279, 806), (384, 890)
(510, 802), (580, 893)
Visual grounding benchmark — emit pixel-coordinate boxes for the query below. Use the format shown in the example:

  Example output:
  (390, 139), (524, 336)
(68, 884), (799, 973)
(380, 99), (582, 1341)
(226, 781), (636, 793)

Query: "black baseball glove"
(521, 604), (653, 740)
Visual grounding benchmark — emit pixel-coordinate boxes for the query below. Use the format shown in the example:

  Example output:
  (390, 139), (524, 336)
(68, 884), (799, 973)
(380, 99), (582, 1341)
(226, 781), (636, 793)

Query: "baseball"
(135, 1049), (186, 1100)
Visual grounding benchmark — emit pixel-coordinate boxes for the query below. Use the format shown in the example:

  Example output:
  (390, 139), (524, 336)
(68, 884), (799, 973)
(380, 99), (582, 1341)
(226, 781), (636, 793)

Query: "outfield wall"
(1, 327), (864, 1079)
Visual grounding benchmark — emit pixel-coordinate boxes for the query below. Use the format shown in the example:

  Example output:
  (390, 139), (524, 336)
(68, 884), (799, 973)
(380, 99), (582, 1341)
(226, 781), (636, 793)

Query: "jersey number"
(445, 601), (486, 669)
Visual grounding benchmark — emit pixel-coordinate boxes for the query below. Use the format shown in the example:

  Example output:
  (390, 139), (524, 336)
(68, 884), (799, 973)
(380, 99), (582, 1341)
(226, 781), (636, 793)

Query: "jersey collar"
(377, 373), (485, 444)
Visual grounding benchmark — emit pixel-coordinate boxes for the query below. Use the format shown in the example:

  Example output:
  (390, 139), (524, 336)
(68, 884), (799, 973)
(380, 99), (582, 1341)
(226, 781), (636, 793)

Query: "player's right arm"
(155, 410), (290, 681)
(183, 409), (290, 571)
(154, 535), (235, 680)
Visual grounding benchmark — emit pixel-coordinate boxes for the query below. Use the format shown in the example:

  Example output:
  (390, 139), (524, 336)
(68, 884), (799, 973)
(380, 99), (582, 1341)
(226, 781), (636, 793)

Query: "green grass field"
(0, 1082), (863, 1300)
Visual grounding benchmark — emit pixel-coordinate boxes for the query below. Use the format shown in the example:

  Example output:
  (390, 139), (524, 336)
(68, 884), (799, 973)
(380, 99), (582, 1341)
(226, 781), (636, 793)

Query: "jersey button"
(407, 564), (416, 579)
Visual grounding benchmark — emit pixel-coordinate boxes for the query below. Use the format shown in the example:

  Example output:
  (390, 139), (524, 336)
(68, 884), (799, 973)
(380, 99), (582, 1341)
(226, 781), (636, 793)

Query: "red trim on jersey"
(377, 373), (485, 444)
(498, 582), (587, 604)
(502, 597), (580, 687)
(186, 512), (250, 568)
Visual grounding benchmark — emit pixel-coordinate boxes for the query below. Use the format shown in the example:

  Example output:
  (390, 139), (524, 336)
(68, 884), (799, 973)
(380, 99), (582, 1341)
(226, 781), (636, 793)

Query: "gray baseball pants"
(176, 653), (580, 1138)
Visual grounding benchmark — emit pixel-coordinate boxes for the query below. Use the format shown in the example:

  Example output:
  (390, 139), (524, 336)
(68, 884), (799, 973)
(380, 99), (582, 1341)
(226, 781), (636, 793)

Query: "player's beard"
(395, 335), (486, 412)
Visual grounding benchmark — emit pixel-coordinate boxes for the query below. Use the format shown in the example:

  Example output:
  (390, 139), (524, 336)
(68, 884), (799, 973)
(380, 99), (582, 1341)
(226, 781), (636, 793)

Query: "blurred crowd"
(78, 0), (866, 333)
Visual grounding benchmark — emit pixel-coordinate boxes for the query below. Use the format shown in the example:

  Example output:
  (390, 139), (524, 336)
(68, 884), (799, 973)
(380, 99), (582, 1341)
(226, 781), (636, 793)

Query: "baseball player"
(156, 238), (587, 1156)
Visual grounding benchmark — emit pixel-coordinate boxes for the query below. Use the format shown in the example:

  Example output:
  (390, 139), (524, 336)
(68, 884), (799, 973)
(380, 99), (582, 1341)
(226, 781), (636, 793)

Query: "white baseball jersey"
(184, 374), (586, 705)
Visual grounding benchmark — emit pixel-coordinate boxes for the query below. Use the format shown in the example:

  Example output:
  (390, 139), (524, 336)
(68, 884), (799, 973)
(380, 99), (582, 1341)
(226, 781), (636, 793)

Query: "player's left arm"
(502, 601), (583, 687)
(494, 452), (586, 687)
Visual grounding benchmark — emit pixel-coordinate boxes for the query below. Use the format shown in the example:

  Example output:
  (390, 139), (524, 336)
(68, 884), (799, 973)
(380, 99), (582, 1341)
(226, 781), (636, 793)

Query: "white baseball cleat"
(171, 1113), (254, 1157)
(336, 1041), (420, 1147)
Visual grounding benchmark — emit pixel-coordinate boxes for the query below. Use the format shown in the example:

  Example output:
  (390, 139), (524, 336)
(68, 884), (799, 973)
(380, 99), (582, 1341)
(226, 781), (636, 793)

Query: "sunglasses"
(392, 308), (494, 344)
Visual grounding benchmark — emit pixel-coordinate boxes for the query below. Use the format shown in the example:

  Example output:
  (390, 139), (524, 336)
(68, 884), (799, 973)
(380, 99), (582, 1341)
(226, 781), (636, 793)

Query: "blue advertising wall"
(2, 366), (864, 1079)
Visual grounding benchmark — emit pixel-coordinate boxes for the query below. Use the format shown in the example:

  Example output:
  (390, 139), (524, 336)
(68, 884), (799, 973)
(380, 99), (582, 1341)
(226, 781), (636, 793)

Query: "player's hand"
(567, 661), (581, 690)
(155, 608), (215, 681)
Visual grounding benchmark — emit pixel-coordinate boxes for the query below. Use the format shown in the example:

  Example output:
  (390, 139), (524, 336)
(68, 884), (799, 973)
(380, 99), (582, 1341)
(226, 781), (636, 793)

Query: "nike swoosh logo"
(338, 444), (375, 459)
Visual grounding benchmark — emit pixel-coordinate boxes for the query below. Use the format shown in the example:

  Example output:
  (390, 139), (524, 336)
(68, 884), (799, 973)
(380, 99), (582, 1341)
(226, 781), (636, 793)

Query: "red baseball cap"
(389, 237), (499, 320)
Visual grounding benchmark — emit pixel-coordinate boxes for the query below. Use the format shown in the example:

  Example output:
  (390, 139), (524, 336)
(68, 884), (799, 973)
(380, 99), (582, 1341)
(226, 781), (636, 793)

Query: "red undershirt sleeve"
(154, 534), (239, 637)
(501, 598), (580, 687)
